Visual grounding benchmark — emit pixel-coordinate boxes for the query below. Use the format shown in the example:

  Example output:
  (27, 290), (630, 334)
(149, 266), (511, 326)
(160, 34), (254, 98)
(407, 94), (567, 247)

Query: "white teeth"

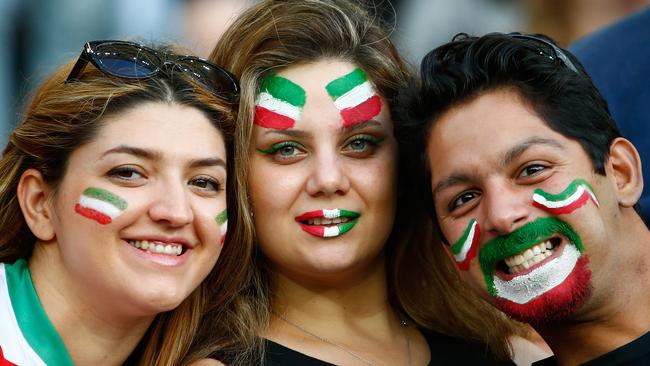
(128, 240), (183, 256)
(504, 240), (557, 275)
(306, 217), (350, 225)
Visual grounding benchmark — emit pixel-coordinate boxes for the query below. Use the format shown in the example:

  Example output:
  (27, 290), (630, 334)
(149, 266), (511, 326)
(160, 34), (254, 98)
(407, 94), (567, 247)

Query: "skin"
(18, 102), (227, 365)
(426, 88), (650, 365)
(249, 59), (430, 365)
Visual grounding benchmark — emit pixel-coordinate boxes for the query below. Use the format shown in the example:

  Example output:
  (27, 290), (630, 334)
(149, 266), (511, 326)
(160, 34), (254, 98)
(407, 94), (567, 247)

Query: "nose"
(483, 182), (530, 236)
(305, 149), (351, 197)
(148, 180), (194, 227)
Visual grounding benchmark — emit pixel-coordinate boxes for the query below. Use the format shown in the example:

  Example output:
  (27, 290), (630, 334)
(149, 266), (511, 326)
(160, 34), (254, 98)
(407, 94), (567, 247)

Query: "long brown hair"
(198, 0), (521, 363)
(0, 43), (253, 366)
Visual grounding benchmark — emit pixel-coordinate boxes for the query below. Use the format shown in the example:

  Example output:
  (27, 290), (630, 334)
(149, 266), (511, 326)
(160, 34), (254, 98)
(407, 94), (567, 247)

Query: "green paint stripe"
(534, 179), (594, 202)
(451, 219), (476, 255)
(339, 210), (360, 218)
(82, 187), (127, 210)
(215, 209), (227, 225)
(260, 75), (306, 107)
(325, 68), (367, 99)
(338, 219), (357, 234)
(6, 259), (74, 366)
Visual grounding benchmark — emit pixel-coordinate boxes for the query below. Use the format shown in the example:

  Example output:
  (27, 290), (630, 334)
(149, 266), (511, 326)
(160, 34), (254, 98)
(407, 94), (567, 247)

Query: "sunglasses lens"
(176, 58), (239, 102)
(93, 43), (159, 78)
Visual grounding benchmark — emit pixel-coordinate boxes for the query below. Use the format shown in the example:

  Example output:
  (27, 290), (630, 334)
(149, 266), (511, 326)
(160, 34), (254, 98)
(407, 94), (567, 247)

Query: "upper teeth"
(504, 240), (554, 274)
(129, 240), (183, 256)
(306, 217), (351, 225)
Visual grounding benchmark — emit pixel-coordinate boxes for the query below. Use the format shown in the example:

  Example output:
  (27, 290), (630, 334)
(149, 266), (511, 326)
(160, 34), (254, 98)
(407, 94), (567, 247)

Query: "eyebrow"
(431, 137), (565, 197)
(341, 119), (382, 132)
(101, 144), (226, 169)
(263, 129), (311, 139)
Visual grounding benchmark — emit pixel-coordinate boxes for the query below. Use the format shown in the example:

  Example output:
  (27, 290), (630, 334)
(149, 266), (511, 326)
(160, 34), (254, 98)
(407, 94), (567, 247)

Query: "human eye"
(257, 141), (306, 162)
(519, 163), (548, 178)
(342, 134), (383, 157)
(189, 175), (223, 194)
(449, 191), (480, 212)
(107, 166), (146, 183)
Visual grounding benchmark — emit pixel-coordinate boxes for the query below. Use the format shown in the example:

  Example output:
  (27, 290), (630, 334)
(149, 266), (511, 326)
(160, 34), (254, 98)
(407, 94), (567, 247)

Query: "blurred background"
(0, 0), (648, 144)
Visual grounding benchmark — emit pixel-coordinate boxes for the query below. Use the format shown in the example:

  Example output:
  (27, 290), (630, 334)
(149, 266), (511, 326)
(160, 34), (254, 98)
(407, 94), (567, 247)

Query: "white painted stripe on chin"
(79, 195), (122, 219)
(257, 92), (302, 120)
(493, 244), (580, 304)
(333, 82), (375, 110)
(323, 226), (340, 237)
(533, 185), (586, 209)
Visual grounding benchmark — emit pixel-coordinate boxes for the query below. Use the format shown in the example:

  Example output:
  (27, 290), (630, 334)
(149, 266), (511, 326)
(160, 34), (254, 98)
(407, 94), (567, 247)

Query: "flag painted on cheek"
(216, 209), (227, 245)
(75, 187), (127, 225)
(254, 75), (306, 130)
(451, 219), (480, 271)
(532, 178), (599, 215)
(325, 68), (382, 128)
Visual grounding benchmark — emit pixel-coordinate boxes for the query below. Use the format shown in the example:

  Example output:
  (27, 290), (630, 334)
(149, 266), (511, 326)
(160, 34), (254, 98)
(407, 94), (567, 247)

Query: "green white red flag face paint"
(75, 187), (128, 225)
(451, 219), (480, 271)
(477, 216), (591, 324)
(325, 68), (382, 128)
(254, 75), (306, 130)
(533, 178), (599, 215)
(295, 209), (360, 238)
(215, 209), (227, 245)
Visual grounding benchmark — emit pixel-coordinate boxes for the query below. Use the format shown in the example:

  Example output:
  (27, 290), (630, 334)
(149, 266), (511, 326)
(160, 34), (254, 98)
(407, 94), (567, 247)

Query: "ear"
(17, 169), (56, 241)
(604, 137), (643, 207)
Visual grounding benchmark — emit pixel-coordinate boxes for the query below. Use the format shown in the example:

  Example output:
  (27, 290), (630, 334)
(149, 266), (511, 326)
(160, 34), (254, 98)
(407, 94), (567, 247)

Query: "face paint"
(215, 209), (227, 245)
(295, 209), (360, 238)
(325, 68), (382, 128)
(75, 187), (127, 225)
(254, 75), (306, 130)
(478, 217), (591, 324)
(451, 219), (480, 271)
(533, 178), (599, 215)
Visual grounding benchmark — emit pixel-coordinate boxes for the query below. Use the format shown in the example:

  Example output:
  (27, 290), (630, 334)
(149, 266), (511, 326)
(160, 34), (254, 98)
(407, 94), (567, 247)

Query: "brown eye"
(450, 191), (479, 211)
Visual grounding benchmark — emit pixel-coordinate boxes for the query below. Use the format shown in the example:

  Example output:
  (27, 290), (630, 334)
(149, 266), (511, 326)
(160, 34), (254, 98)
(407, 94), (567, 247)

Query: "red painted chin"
(495, 256), (591, 325)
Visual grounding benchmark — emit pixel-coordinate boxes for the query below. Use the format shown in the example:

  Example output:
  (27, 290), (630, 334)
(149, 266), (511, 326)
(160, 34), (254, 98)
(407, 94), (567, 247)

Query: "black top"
(532, 331), (650, 366)
(264, 329), (515, 365)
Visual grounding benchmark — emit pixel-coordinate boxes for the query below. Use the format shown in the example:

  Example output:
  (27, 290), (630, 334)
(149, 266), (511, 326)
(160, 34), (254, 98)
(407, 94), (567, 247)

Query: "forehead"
(274, 59), (361, 91)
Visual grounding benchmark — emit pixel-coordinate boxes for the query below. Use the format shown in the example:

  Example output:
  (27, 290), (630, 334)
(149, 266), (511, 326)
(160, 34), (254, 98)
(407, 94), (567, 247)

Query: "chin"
(494, 256), (592, 326)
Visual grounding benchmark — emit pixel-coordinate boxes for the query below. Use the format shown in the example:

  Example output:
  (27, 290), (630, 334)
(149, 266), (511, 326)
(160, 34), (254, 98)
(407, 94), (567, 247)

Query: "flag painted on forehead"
(532, 179), (599, 215)
(451, 219), (480, 271)
(254, 75), (306, 130)
(325, 68), (382, 128)
(216, 209), (227, 245)
(75, 187), (127, 225)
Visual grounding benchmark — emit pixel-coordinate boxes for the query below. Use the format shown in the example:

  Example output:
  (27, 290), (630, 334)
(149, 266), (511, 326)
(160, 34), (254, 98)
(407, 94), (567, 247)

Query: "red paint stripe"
(75, 204), (112, 225)
(298, 223), (325, 237)
(220, 234), (226, 246)
(254, 106), (295, 130)
(340, 95), (382, 128)
(295, 210), (324, 221)
(0, 346), (18, 366)
(456, 224), (480, 271)
(533, 190), (591, 215)
(495, 256), (591, 325)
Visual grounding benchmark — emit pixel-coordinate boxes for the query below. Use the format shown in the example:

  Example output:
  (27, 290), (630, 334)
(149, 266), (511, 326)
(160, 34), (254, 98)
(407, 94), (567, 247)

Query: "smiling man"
(396, 32), (650, 365)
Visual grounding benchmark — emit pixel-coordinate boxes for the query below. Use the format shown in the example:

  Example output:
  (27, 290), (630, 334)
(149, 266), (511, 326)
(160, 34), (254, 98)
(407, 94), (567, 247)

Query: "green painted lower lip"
(338, 218), (358, 234)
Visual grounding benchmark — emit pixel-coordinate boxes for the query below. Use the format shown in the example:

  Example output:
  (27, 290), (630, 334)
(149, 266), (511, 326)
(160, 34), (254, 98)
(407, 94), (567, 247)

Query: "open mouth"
(127, 240), (186, 256)
(295, 209), (360, 238)
(498, 236), (563, 276)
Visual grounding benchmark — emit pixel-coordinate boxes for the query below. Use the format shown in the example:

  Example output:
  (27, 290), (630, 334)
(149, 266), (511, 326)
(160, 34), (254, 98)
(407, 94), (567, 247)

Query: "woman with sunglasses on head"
(0, 40), (252, 366)
(186, 1), (521, 365)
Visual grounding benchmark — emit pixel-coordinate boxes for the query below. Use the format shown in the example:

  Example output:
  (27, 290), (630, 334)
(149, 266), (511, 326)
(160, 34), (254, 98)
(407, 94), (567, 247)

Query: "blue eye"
(258, 140), (306, 162)
(343, 134), (383, 156)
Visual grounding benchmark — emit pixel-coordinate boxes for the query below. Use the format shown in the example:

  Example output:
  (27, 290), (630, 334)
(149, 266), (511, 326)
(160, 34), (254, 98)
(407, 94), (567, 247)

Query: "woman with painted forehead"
(0, 40), (252, 365)
(188, 0), (520, 365)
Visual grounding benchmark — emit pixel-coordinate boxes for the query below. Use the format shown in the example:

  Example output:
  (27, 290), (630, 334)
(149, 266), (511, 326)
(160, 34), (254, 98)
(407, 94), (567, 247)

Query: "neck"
(29, 244), (153, 366)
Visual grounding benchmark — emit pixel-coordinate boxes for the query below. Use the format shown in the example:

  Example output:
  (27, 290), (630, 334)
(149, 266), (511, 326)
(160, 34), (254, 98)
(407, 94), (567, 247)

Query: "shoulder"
(421, 329), (515, 366)
(186, 359), (226, 366)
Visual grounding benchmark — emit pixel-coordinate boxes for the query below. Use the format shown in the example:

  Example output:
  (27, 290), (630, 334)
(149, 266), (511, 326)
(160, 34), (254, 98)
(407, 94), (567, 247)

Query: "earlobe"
(17, 169), (56, 241)
(605, 137), (643, 207)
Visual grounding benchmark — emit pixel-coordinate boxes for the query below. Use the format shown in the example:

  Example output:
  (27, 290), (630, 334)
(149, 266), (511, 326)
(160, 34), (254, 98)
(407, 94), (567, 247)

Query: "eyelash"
(107, 166), (145, 181)
(258, 141), (305, 161)
(107, 166), (222, 193)
(190, 176), (223, 193)
(343, 134), (383, 155)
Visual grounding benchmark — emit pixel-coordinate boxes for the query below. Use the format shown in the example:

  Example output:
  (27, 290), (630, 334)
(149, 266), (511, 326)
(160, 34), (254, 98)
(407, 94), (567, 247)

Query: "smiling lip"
(295, 209), (360, 238)
(124, 235), (193, 263)
(496, 235), (565, 281)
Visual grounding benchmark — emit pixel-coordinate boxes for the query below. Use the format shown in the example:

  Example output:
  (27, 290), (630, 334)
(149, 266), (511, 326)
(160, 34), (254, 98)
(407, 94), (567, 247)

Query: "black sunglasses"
(508, 33), (579, 73)
(66, 40), (239, 102)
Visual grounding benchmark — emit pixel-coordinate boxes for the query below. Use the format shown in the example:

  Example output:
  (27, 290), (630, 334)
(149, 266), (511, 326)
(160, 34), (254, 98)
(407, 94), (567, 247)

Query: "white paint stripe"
(454, 221), (477, 263)
(257, 92), (302, 120)
(533, 185), (585, 209)
(493, 244), (580, 304)
(322, 209), (340, 219)
(79, 195), (122, 219)
(587, 189), (600, 207)
(323, 226), (340, 237)
(220, 221), (228, 236)
(333, 81), (375, 110)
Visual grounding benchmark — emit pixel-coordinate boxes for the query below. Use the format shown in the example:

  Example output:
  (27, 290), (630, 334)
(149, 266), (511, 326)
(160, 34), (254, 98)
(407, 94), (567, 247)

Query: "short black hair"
(394, 32), (622, 221)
